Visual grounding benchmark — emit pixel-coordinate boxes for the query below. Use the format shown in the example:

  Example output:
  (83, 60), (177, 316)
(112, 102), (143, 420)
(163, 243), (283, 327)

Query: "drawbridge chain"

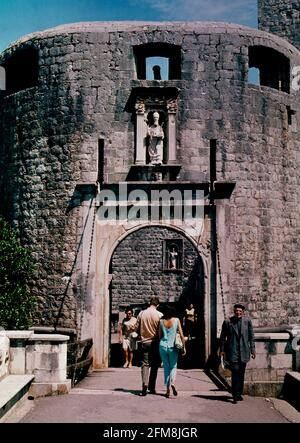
(77, 197), (97, 341)
(215, 227), (227, 320)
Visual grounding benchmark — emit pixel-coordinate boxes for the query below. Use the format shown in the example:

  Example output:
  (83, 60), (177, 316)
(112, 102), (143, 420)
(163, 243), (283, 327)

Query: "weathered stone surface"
(245, 332), (293, 382)
(259, 0), (300, 50)
(244, 381), (283, 397)
(111, 226), (202, 311)
(28, 380), (71, 398)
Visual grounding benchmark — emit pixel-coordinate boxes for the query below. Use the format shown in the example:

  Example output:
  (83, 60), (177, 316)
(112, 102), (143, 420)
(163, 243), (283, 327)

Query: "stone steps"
(0, 374), (34, 421)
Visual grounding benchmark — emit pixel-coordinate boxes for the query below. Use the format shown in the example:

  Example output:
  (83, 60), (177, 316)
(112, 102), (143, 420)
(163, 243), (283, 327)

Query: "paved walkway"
(19, 368), (300, 423)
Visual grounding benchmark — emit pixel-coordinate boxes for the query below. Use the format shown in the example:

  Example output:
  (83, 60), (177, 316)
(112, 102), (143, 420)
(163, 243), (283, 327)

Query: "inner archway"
(109, 225), (205, 369)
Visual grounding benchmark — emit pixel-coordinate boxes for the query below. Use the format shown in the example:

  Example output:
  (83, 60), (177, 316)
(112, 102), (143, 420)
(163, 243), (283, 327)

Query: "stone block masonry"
(111, 226), (202, 310)
(259, 0), (300, 51)
(246, 332), (293, 382)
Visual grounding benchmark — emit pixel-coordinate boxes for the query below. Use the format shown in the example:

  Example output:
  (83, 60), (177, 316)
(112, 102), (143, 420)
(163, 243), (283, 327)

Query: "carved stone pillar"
(135, 100), (147, 165)
(167, 99), (177, 164)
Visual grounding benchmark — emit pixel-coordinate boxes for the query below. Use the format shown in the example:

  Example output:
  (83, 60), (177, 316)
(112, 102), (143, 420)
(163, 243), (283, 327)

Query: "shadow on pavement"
(192, 394), (233, 403)
(114, 388), (173, 398)
(204, 353), (231, 392)
(114, 388), (142, 396)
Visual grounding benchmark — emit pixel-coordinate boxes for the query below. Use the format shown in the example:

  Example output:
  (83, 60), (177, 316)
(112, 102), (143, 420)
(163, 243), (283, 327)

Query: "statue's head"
(153, 111), (160, 125)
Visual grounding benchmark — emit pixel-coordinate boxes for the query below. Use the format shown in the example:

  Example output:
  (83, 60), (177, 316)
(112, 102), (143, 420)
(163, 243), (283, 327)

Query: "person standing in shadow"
(159, 305), (186, 398)
(219, 303), (256, 404)
(184, 302), (197, 339)
(119, 307), (137, 368)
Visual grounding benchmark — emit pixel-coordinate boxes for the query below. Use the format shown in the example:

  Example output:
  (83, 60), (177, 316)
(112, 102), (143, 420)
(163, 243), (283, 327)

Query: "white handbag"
(175, 332), (184, 350)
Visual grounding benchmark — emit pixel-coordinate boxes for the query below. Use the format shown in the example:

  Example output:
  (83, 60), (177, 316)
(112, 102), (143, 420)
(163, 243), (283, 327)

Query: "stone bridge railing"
(244, 326), (300, 397)
(0, 330), (71, 397)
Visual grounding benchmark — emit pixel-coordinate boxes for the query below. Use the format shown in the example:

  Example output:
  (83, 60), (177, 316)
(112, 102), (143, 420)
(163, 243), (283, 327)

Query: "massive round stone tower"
(0, 21), (300, 368)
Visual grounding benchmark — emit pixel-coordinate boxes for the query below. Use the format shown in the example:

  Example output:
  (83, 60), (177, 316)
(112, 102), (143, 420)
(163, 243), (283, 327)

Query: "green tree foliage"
(0, 216), (36, 329)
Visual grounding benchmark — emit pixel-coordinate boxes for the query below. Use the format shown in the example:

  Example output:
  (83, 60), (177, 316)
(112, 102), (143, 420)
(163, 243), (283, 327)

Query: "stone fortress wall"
(0, 21), (300, 338)
(111, 226), (201, 311)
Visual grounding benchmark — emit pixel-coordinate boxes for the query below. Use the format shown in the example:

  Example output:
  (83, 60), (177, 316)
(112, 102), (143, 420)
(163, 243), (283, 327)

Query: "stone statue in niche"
(147, 111), (164, 165)
(169, 247), (179, 269)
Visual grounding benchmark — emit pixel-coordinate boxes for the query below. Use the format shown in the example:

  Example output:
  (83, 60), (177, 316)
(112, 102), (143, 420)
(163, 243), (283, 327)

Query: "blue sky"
(0, 0), (257, 52)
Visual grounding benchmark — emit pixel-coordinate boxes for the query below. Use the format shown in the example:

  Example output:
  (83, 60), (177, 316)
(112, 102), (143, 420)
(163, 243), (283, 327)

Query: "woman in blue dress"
(159, 306), (186, 398)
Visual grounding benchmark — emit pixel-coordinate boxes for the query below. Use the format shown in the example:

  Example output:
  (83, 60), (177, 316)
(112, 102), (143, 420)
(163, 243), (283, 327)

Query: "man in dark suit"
(220, 304), (256, 404)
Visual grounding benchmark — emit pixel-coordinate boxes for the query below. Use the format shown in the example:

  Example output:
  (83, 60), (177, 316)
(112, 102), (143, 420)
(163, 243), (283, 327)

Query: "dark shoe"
(165, 391), (170, 398)
(149, 389), (156, 395)
(171, 385), (178, 396)
(236, 396), (243, 401)
(141, 385), (148, 396)
(232, 397), (237, 404)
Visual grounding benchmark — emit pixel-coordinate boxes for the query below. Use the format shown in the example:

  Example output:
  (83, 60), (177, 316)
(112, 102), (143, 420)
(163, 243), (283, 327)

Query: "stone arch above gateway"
(92, 221), (210, 368)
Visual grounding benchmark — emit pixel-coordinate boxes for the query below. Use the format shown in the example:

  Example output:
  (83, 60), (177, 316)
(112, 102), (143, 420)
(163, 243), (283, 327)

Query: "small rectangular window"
(248, 46), (290, 93)
(134, 43), (181, 80)
(3, 46), (39, 95)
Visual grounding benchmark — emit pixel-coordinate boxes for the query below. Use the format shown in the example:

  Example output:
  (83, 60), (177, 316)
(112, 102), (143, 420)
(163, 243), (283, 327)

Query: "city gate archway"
(108, 225), (207, 369)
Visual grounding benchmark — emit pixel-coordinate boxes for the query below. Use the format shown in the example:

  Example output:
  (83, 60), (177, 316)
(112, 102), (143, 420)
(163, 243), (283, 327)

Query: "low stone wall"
(244, 331), (296, 397)
(246, 332), (293, 382)
(1, 331), (71, 397)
